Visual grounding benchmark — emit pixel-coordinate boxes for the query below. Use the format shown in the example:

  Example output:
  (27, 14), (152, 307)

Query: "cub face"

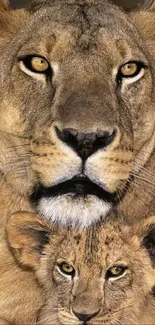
(1, 0), (155, 226)
(7, 212), (155, 325)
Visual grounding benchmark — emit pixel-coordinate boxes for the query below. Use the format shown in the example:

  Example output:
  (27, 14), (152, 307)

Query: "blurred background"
(10, 0), (151, 10)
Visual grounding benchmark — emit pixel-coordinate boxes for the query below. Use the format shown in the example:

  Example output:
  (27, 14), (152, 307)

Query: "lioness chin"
(6, 212), (155, 325)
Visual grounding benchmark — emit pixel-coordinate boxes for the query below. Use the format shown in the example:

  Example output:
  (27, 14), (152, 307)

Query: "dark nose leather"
(72, 309), (100, 322)
(56, 127), (116, 160)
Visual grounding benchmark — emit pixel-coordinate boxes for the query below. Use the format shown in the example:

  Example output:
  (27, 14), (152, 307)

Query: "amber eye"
(19, 55), (51, 75)
(121, 62), (138, 76)
(105, 265), (127, 280)
(31, 56), (49, 72)
(117, 61), (146, 82)
(58, 262), (75, 277)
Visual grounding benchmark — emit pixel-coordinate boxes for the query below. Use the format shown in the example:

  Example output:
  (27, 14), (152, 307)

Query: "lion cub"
(6, 213), (155, 325)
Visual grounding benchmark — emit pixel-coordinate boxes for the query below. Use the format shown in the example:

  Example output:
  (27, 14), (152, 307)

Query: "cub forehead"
(50, 224), (133, 265)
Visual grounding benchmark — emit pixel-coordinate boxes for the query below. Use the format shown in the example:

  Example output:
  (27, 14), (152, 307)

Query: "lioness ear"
(0, 0), (10, 11)
(6, 212), (50, 269)
(134, 216), (155, 265)
(0, 2), (30, 46)
(129, 1), (155, 59)
(140, 0), (155, 9)
(114, 0), (153, 11)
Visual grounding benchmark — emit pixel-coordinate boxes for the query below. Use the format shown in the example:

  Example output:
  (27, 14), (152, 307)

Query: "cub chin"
(7, 212), (155, 325)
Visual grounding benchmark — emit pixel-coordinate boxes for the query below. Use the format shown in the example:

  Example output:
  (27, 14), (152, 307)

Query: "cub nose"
(72, 309), (100, 322)
(56, 127), (116, 160)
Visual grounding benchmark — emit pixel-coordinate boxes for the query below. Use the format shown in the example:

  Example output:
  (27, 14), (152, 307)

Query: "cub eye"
(105, 265), (127, 280)
(117, 61), (146, 83)
(58, 262), (75, 277)
(19, 55), (51, 75)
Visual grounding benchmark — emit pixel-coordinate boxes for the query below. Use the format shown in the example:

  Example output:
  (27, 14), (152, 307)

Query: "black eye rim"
(18, 54), (52, 77)
(57, 262), (75, 277)
(105, 264), (128, 280)
(116, 60), (147, 84)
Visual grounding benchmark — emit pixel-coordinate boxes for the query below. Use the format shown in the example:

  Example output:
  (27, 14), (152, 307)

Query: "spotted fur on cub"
(6, 212), (155, 325)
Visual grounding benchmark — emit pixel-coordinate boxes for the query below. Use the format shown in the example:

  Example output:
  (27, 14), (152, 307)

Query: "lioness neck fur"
(1, 0), (155, 323)
(6, 212), (155, 325)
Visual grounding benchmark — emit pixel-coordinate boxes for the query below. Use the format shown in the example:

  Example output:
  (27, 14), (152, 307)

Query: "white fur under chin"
(38, 195), (111, 227)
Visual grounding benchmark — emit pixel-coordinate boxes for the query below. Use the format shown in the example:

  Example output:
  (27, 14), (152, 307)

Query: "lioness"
(1, 0), (155, 227)
(1, 0), (155, 322)
(6, 212), (155, 325)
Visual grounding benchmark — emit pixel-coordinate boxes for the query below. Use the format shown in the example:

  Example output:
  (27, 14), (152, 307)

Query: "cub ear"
(134, 216), (155, 265)
(6, 212), (50, 269)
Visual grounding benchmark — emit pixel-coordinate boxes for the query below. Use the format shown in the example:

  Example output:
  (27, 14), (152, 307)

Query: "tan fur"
(1, 0), (155, 322)
(0, 0), (8, 10)
(6, 212), (155, 325)
(1, 0), (155, 227)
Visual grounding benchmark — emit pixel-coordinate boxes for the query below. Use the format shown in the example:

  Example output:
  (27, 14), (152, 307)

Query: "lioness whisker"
(113, 304), (135, 314)
(36, 315), (58, 324)
(0, 129), (30, 140)
(6, 144), (30, 150)
(129, 172), (155, 188)
(119, 180), (150, 206)
(132, 162), (155, 179)
(127, 179), (154, 200)
(118, 160), (155, 187)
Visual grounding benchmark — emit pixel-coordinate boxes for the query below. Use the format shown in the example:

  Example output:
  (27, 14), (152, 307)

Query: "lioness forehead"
(25, 0), (140, 58)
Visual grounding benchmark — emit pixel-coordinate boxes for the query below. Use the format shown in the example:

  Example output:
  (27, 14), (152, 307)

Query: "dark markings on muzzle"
(30, 177), (118, 204)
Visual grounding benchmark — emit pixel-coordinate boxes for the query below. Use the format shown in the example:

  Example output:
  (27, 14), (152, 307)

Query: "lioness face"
(7, 213), (155, 325)
(1, 0), (155, 225)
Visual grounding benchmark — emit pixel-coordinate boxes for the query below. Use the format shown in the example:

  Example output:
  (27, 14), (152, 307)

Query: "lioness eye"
(19, 55), (51, 75)
(117, 61), (146, 83)
(58, 262), (75, 277)
(121, 62), (138, 76)
(105, 265), (127, 280)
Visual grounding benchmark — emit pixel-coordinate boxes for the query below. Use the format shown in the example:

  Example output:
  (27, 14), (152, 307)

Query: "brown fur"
(1, 0), (155, 323)
(1, 0), (155, 227)
(6, 212), (155, 325)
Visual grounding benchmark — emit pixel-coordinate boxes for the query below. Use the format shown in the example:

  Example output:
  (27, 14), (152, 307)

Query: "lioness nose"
(56, 127), (116, 160)
(72, 309), (100, 322)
